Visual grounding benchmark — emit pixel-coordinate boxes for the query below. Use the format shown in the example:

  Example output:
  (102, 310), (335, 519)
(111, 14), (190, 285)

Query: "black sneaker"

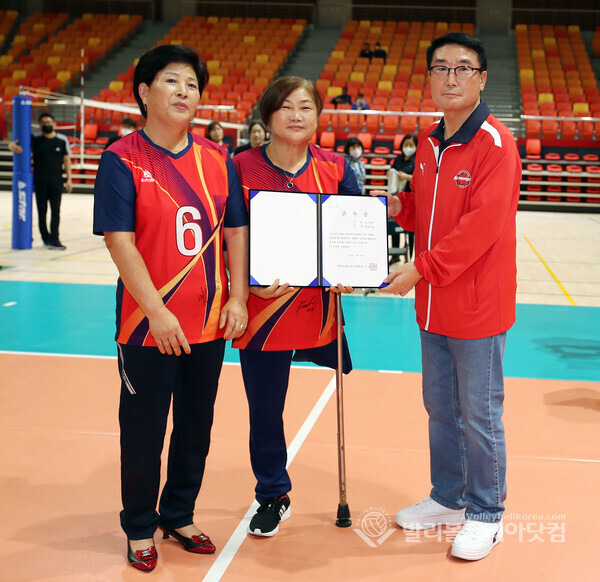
(46, 240), (66, 250)
(247, 495), (291, 537)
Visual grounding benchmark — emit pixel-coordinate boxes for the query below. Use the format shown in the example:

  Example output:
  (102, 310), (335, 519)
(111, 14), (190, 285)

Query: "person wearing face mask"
(233, 120), (268, 155)
(388, 134), (418, 195)
(343, 137), (366, 194)
(8, 112), (72, 249)
(372, 42), (388, 62)
(105, 117), (139, 149)
(387, 134), (418, 260)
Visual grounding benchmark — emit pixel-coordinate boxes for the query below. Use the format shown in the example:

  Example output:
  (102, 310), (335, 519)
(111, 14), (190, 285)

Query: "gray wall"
(317, 0), (352, 28)
(476, 0), (512, 32)
(10, 0), (516, 33)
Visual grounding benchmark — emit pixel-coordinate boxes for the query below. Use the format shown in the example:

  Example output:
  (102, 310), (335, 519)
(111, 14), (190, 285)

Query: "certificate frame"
(248, 190), (389, 288)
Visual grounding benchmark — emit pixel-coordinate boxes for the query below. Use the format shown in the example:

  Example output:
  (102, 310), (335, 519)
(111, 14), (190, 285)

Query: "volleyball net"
(15, 86), (248, 188)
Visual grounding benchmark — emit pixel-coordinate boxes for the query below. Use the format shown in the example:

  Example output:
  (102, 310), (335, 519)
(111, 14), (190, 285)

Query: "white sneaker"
(395, 496), (465, 530)
(451, 518), (503, 561)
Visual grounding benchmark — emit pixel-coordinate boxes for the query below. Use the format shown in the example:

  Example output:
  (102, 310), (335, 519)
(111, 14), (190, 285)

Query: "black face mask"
(41, 125), (53, 135)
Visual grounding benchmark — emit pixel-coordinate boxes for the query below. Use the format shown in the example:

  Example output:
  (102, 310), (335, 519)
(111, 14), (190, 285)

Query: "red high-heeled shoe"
(159, 527), (216, 554)
(127, 540), (158, 571)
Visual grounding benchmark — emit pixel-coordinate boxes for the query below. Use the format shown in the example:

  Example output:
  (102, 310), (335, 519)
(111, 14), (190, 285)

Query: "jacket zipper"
(424, 141), (461, 331)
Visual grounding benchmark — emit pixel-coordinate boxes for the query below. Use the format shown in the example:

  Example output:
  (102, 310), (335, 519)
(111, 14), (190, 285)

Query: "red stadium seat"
(392, 133), (406, 154)
(356, 133), (372, 152)
(525, 120), (541, 139)
(318, 113), (331, 132)
(525, 138), (541, 159)
(383, 115), (399, 134)
(400, 115), (417, 134)
(365, 114), (380, 134)
(319, 131), (335, 150)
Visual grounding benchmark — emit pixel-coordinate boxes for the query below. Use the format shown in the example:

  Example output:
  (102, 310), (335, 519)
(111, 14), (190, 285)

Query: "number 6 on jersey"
(176, 205), (202, 256)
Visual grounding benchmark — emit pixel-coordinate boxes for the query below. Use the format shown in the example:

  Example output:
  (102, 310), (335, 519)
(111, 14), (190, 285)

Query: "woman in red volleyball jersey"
(233, 76), (359, 538)
(93, 45), (248, 571)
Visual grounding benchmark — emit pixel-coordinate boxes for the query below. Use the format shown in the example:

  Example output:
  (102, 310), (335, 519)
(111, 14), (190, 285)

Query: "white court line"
(203, 374), (337, 582)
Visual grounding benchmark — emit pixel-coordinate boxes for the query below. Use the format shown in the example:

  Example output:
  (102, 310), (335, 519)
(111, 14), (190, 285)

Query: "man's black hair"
(38, 112), (55, 123)
(121, 117), (138, 129)
(426, 32), (487, 71)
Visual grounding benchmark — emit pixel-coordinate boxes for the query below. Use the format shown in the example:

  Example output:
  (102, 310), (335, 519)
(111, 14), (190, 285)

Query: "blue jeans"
(420, 329), (507, 523)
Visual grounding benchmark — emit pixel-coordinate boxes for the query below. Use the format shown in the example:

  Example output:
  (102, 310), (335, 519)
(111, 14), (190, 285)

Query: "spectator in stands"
(8, 112), (72, 250)
(352, 93), (369, 110)
(381, 32), (521, 562)
(207, 120), (234, 155)
(344, 136), (366, 194)
(105, 117), (138, 149)
(93, 44), (248, 573)
(359, 42), (372, 60)
(372, 42), (388, 62)
(387, 134), (418, 260)
(233, 75), (359, 539)
(233, 120), (268, 156)
(331, 86), (352, 107)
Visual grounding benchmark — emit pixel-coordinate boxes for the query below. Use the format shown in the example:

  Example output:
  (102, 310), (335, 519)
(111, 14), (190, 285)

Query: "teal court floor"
(0, 279), (598, 382)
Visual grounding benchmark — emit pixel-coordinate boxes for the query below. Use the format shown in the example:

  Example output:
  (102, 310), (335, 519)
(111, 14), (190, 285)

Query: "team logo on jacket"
(141, 169), (155, 183)
(454, 169), (471, 188)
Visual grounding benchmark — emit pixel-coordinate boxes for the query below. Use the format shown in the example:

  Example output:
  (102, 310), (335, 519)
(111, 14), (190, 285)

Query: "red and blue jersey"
(233, 143), (359, 351)
(93, 130), (247, 346)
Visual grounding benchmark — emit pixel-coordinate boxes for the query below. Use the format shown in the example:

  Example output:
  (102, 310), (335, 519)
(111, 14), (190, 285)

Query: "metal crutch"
(335, 292), (351, 527)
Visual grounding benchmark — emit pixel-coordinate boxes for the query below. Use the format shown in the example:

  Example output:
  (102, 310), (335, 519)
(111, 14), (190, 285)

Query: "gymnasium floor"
(0, 191), (599, 582)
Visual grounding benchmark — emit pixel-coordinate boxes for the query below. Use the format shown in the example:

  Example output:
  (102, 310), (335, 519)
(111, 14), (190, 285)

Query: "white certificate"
(249, 190), (388, 288)
(321, 194), (389, 288)
(249, 190), (318, 286)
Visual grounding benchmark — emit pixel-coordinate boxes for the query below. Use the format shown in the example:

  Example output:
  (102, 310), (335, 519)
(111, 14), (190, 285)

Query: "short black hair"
(344, 136), (363, 155)
(133, 44), (208, 119)
(38, 112), (55, 123)
(426, 32), (487, 72)
(121, 117), (138, 129)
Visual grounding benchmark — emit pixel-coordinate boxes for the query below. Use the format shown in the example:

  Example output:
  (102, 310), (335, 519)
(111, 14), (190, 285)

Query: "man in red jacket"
(382, 33), (521, 560)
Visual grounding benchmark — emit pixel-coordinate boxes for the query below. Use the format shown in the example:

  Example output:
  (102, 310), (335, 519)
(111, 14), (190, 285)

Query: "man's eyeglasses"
(429, 65), (483, 79)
